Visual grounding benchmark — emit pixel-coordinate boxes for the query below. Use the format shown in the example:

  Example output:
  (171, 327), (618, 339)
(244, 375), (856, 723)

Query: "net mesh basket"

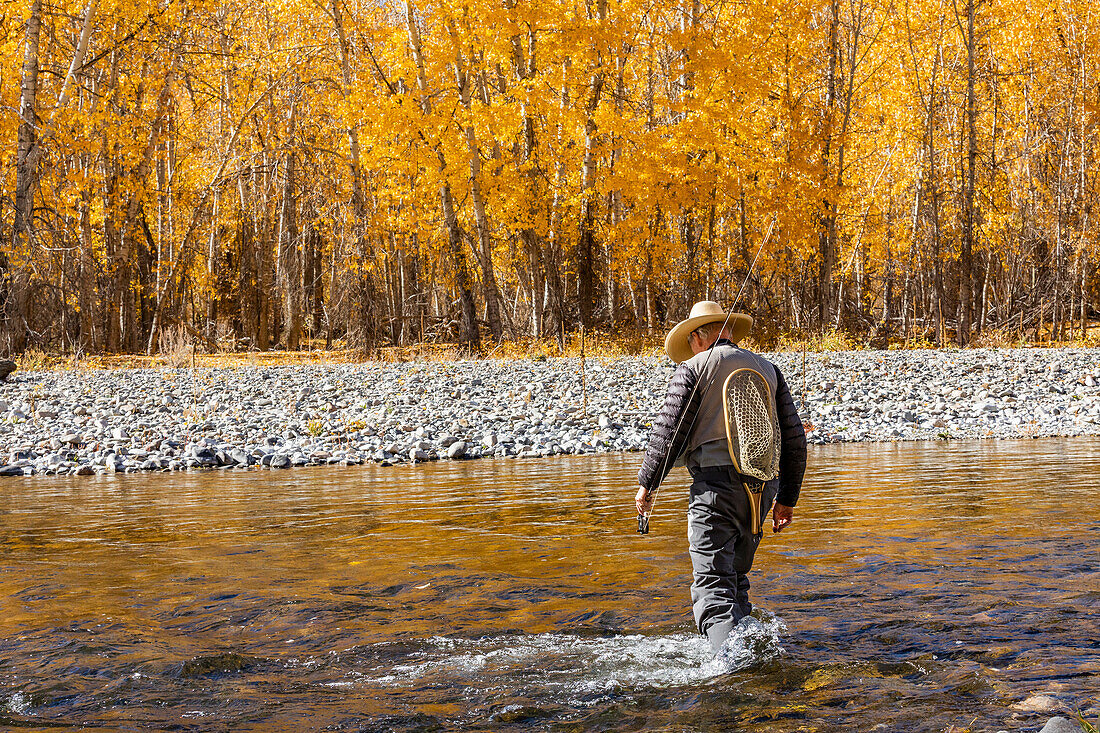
(723, 368), (780, 481)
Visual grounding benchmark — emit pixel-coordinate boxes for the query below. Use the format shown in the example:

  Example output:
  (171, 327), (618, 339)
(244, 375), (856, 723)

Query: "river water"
(1, 439), (1097, 731)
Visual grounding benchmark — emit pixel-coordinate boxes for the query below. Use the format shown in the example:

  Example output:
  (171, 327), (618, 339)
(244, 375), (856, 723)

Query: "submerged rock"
(179, 652), (257, 678)
(1014, 694), (1063, 713)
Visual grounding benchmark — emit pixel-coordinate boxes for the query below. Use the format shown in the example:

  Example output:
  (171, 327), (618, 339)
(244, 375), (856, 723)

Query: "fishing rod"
(638, 216), (776, 534)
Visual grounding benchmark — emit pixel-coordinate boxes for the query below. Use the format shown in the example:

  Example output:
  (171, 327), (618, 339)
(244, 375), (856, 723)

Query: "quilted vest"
(683, 343), (779, 455)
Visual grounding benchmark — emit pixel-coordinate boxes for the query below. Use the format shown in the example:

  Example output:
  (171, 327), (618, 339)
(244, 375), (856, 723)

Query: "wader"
(687, 465), (778, 652)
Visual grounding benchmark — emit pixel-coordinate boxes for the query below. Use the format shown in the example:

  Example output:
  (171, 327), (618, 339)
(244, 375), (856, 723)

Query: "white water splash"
(376, 632), (714, 691)
(6, 692), (30, 715)
(709, 612), (787, 673)
(368, 611), (786, 694)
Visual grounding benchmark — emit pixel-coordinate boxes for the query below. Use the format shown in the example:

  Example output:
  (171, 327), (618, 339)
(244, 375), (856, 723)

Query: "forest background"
(1, 0), (1097, 359)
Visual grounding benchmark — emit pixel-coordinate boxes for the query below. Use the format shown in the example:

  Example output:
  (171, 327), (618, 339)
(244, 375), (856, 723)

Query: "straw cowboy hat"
(664, 301), (752, 363)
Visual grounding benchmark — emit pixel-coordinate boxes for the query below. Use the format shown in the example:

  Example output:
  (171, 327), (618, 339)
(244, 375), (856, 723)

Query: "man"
(636, 300), (807, 653)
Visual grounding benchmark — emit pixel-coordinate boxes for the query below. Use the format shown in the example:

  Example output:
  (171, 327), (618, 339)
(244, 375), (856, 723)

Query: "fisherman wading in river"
(636, 301), (807, 653)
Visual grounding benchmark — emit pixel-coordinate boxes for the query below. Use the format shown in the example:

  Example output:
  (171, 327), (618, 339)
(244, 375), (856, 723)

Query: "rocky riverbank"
(0, 347), (1098, 477)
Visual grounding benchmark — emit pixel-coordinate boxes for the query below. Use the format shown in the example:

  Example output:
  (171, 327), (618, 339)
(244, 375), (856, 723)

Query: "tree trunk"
(958, 0), (977, 345)
(405, 0), (479, 349)
(449, 26), (503, 340)
(277, 93), (303, 350)
(6, 0), (43, 351)
(817, 0), (840, 329)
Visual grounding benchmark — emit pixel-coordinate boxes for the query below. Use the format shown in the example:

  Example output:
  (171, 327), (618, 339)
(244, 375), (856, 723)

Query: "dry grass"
(15, 349), (93, 372)
(9, 320), (1100, 373)
(969, 324), (1100, 349)
(485, 330), (665, 360)
(158, 325), (196, 369)
(764, 329), (861, 353)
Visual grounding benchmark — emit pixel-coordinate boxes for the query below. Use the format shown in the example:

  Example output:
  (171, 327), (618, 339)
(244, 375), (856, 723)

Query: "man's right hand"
(635, 486), (655, 515)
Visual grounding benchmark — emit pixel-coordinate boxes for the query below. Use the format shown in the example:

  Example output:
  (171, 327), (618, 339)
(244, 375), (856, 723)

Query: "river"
(1, 439), (1098, 731)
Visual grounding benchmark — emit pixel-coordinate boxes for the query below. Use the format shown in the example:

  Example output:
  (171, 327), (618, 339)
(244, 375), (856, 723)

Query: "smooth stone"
(446, 441), (467, 459)
(1039, 717), (1083, 733)
(270, 454), (291, 469)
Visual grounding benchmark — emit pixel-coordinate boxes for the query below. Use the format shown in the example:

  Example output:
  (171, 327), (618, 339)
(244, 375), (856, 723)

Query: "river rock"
(1013, 694), (1063, 713)
(447, 441), (467, 459)
(0, 346), (1097, 479)
(1039, 717), (1083, 733)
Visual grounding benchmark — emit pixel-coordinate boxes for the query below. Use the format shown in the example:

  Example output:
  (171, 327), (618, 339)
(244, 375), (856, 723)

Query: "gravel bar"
(0, 347), (1098, 477)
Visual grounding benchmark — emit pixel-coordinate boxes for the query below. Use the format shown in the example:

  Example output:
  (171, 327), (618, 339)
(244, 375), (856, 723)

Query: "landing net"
(722, 368), (780, 481)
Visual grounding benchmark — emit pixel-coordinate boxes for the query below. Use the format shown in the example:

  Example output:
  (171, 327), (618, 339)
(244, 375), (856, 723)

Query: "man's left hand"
(635, 486), (654, 515)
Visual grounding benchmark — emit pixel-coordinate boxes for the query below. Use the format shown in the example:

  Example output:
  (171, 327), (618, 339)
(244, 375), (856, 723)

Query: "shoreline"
(1, 346), (1098, 477)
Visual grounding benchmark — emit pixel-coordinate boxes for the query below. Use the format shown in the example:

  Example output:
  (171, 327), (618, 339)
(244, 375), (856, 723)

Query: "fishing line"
(639, 216), (776, 533)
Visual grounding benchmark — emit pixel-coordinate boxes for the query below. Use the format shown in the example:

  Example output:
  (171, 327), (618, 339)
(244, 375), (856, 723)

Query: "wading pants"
(687, 466), (779, 652)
